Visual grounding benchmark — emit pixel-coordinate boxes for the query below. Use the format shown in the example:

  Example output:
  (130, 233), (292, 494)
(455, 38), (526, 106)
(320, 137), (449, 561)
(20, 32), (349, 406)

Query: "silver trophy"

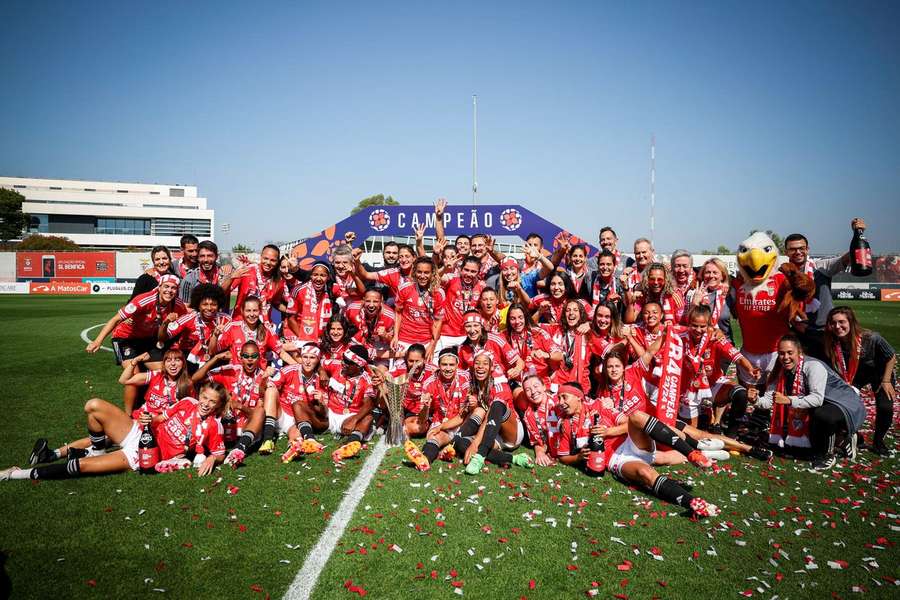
(381, 371), (410, 446)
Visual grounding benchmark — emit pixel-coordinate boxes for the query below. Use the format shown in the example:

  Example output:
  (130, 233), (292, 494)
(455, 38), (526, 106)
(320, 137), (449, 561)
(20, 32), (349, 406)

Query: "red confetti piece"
(238, 524), (248, 533)
(227, 485), (240, 495)
(617, 560), (633, 571)
(250, 584), (264, 593)
(451, 581), (464, 588)
(567, 564), (579, 571)
(529, 579), (536, 590)
(85, 580), (97, 588)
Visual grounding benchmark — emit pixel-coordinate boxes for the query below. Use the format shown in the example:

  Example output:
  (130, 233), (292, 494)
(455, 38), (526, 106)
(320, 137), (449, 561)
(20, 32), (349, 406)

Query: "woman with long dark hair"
(823, 306), (896, 455)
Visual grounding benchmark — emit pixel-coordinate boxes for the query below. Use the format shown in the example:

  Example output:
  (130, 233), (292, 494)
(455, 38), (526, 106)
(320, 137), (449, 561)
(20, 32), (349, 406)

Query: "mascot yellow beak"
(737, 232), (778, 284)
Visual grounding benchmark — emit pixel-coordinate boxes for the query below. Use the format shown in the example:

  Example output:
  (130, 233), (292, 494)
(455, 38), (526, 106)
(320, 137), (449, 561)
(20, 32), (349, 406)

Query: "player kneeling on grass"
(4, 382), (227, 481)
(453, 352), (533, 474)
(384, 344), (436, 438)
(550, 383), (721, 517)
(404, 347), (471, 471)
(315, 345), (378, 462)
(192, 342), (271, 468)
(265, 343), (328, 462)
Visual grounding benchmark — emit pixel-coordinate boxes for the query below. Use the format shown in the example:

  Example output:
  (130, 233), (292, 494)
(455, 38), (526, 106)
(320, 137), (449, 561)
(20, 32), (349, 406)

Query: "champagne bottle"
(138, 414), (160, 474)
(586, 414), (606, 474)
(849, 227), (873, 277)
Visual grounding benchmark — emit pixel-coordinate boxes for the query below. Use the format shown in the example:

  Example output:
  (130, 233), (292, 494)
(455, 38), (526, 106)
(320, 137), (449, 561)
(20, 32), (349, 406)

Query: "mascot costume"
(728, 232), (814, 446)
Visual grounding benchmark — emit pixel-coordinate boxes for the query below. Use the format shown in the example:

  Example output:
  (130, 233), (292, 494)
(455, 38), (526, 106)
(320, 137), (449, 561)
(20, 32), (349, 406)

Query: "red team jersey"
(345, 303), (395, 359)
(268, 365), (326, 412)
(216, 321), (282, 367)
(548, 398), (604, 458)
(209, 364), (267, 429)
(594, 361), (651, 417)
(441, 275), (485, 337)
(166, 311), (231, 364)
(729, 272), (788, 354)
(505, 327), (558, 381)
(153, 397), (225, 460)
(541, 325), (591, 390)
(375, 268), (410, 297)
(134, 370), (180, 418)
(677, 330), (743, 388)
(232, 264), (285, 322)
(388, 363), (437, 414)
(395, 281), (446, 344)
(284, 282), (334, 342)
(113, 290), (188, 339)
(423, 370), (471, 427)
(323, 364), (376, 414)
(457, 333), (521, 380)
(523, 393), (558, 449)
(529, 294), (566, 324)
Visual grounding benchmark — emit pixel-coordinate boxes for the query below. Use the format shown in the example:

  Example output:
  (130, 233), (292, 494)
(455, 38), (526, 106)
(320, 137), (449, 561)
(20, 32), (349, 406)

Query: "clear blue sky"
(2, 1), (898, 253)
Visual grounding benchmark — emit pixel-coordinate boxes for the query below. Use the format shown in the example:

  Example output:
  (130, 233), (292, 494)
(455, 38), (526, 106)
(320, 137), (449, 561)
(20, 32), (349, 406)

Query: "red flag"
(655, 325), (683, 427)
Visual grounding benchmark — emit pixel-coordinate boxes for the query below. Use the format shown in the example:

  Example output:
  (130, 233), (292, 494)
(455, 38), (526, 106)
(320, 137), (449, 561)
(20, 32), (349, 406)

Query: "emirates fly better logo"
(368, 209), (390, 232)
(499, 208), (523, 232)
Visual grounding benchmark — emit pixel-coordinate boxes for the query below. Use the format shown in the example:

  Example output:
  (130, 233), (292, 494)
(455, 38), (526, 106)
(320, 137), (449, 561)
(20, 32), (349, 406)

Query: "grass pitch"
(0, 296), (897, 599)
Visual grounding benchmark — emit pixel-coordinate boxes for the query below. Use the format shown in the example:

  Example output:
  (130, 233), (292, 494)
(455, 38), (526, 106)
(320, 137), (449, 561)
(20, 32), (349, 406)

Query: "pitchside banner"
(288, 205), (599, 270)
(17, 252), (116, 279)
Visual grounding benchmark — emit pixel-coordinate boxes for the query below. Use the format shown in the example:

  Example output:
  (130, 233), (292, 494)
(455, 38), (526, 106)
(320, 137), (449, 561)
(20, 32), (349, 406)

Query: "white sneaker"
(701, 449), (730, 461)
(0, 466), (22, 481)
(697, 438), (725, 451)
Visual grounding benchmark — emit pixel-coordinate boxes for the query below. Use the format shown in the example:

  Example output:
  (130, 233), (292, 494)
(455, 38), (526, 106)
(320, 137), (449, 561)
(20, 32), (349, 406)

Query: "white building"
(0, 176), (214, 250)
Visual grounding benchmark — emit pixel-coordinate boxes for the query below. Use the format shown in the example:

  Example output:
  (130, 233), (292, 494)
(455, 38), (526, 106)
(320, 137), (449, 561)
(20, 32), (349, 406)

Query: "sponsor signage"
(0, 282), (29, 294)
(290, 204), (599, 271)
(881, 288), (900, 302)
(833, 288), (881, 301)
(17, 252), (116, 279)
(90, 281), (135, 295)
(29, 280), (92, 295)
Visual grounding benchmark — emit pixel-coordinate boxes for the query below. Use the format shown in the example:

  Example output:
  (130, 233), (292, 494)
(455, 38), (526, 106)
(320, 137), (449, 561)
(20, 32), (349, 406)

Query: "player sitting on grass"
(192, 342), (271, 468)
(3, 382), (227, 481)
(403, 347), (471, 471)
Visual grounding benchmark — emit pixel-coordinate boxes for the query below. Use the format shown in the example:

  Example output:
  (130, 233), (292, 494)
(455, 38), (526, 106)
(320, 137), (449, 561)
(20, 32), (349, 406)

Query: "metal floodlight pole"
(472, 94), (478, 206)
(649, 135), (656, 247)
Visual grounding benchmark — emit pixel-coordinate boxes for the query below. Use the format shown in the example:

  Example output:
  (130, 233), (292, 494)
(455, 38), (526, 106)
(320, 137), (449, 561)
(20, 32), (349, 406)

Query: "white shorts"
(608, 436), (656, 478)
(328, 409), (355, 435)
(737, 350), (778, 384)
(428, 423), (459, 439)
(434, 335), (467, 363)
(277, 408), (297, 434)
(498, 419), (525, 451)
(120, 421), (143, 471)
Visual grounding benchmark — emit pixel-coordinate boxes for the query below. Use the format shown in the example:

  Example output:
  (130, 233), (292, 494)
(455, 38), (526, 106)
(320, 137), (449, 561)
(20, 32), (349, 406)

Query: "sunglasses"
(240, 352), (260, 359)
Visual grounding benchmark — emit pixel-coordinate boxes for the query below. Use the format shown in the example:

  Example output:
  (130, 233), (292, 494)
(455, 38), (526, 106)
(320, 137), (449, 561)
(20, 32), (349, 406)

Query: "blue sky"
(2, 1), (898, 253)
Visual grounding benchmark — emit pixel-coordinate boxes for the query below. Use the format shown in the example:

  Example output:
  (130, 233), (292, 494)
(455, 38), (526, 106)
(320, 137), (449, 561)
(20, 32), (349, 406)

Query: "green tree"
(351, 194), (398, 215)
(701, 245), (733, 254)
(0, 188), (29, 243)
(749, 229), (785, 252)
(16, 234), (80, 251)
(232, 243), (254, 254)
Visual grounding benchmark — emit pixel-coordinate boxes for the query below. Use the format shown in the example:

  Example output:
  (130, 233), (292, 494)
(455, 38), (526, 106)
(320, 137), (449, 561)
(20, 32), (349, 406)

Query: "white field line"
(80, 323), (113, 352)
(283, 438), (389, 600)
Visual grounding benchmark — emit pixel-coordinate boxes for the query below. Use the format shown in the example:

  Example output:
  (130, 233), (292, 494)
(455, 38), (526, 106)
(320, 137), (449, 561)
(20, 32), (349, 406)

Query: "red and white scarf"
(655, 326), (684, 427)
(833, 335), (861, 385)
(769, 356), (811, 448)
(682, 331), (712, 406)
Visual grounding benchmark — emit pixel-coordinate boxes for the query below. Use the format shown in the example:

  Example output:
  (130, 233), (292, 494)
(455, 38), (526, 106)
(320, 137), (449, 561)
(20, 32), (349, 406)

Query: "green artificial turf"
(0, 296), (897, 599)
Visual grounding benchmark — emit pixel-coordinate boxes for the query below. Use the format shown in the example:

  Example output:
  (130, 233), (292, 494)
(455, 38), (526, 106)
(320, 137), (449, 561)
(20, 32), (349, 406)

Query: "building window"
(169, 188), (184, 197)
(152, 218), (211, 237)
(97, 217), (151, 235)
(28, 214), (49, 233)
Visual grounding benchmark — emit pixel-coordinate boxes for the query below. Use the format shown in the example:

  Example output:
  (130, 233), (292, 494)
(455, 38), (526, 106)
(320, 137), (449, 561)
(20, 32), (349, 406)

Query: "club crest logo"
(369, 209), (390, 232)
(499, 208), (522, 232)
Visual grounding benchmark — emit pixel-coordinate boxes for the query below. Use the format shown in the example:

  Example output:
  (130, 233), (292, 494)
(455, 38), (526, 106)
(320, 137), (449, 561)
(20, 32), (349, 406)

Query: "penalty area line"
(80, 323), (113, 352)
(283, 438), (389, 600)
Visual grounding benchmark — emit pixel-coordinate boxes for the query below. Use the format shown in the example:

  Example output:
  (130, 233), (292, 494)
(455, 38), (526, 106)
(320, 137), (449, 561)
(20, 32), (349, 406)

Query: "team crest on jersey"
(499, 208), (523, 232)
(369, 209), (391, 232)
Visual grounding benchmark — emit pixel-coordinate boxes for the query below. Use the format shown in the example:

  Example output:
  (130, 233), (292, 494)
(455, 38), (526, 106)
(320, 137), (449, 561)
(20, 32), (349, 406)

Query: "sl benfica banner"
(288, 204), (599, 270)
(655, 325), (684, 427)
(17, 252), (116, 279)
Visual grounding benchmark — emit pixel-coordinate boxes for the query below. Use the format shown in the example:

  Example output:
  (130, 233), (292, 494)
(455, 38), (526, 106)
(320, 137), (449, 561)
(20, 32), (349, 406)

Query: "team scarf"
(769, 356), (811, 448)
(567, 268), (588, 294)
(296, 282), (332, 339)
(188, 313), (222, 364)
(592, 274), (623, 305)
(673, 272), (695, 300)
(356, 308), (383, 345)
(481, 309), (501, 332)
(627, 266), (644, 290)
(197, 265), (220, 285)
(233, 367), (264, 408)
(833, 335), (862, 384)
(247, 264), (279, 318)
(433, 370), (462, 417)
(707, 287), (727, 327)
(527, 394), (555, 448)
(654, 325), (684, 427)
(557, 330), (588, 388)
(682, 330), (712, 406)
